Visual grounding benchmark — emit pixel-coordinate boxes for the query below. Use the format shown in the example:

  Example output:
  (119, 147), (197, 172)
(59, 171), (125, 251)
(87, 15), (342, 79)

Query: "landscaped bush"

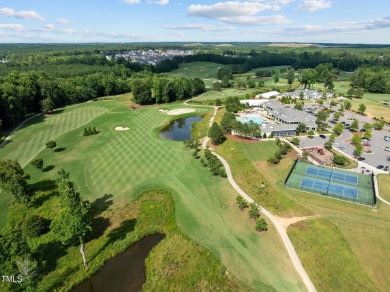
(267, 157), (280, 164)
(333, 155), (347, 165)
(255, 218), (268, 232)
(22, 215), (50, 238)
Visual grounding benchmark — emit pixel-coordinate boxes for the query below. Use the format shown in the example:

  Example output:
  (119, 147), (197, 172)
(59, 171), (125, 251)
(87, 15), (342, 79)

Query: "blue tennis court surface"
(301, 177), (358, 199)
(306, 166), (358, 185)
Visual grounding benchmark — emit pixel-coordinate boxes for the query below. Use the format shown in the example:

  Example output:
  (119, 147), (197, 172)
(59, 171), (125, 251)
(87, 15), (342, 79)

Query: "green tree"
(213, 81), (222, 91)
(329, 133), (336, 142)
(249, 203), (260, 219)
(0, 159), (31, 205)
(46, 140), (57, 150)
(30, 158), (43, 171)
(92, 127), (98, 135)
(255, 218), (268, 232)
(236, 196), (248, 210)
(82, 128), (89, 136)
(308, 129), (315, 138)
(208, 122), (225, 145)
(351, 133), (362, 145)
(358, 103), (366, 114)
(333, 155), (346, 165)
(292, 137), (300, 146)
(354, 143), (363, 158)
(315, 110), (329, 131)
(40, 97), (55, 114)
(333, 122), (344, 136)
(50, 169), (92, 267)
(344, 100), (352, 110)
(221, 112), (236, 133)
(215, 98), (222, 106)
(287, 68), (295, 88)
(363, 130), (372, 139)
(350, 119), (359, 132)
(273, 70), (279, 83)
(324, 141), (333, 149)
(296, 122), (307, 135)
(333, 112), (340, 121)
(363, 123), (372, 131)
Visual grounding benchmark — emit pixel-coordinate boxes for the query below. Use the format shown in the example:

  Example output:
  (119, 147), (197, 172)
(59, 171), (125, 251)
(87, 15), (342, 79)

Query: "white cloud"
(154, 0), (169, 5)
(0, 7), (45, 21)
(272, 16), (390, 35)
(56, 18), (70, 24)
(187, 1), (289, 25)
(0, 23), (25, 31)
(295, 0), (332, 12)
(188, 1), (276, 18)
(123, 0), (141, 4)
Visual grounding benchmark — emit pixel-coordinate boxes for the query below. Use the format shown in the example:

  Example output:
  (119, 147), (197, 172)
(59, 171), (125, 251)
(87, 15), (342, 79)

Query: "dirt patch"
(166, 108), (196, 115)
(226, 134), (259, 143)
(276, 215), (318, 231)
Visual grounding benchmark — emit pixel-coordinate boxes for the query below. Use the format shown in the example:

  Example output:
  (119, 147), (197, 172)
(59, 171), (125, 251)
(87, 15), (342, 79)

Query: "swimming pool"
(236, 116), (264, 125)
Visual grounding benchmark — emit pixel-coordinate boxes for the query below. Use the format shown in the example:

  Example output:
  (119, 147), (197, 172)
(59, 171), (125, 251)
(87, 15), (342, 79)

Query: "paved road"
(199, 105), (316, 292)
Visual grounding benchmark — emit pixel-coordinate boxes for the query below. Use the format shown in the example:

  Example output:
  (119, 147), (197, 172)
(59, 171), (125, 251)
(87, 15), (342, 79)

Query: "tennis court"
(306, 166), (358, 185)
(285, 161), (375, 206)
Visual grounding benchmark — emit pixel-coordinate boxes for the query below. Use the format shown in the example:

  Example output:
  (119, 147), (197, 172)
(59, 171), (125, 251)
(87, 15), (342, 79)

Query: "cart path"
(202, 105), (317, 292)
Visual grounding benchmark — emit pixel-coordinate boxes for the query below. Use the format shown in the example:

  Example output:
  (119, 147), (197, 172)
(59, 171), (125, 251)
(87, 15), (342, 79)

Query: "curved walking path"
(199, 105), (316, 292)
(0, 113), (42, 148)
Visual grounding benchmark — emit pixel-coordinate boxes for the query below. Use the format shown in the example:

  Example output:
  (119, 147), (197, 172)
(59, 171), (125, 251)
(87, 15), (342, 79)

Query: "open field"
(166, 62), (221, 88)
(378, 174), (390, 202)
(194, 88), (258, 101)
(220, 138), (390, 291)
(0, 98), (304, 291)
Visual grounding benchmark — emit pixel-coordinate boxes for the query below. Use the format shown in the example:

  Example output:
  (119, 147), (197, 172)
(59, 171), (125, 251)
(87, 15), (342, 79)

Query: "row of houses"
(256, 89), (333, 100)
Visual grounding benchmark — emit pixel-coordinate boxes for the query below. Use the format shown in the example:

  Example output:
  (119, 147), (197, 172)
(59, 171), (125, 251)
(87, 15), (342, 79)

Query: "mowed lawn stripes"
(86, 109), (185, 195)
(0, 106), (108, 167)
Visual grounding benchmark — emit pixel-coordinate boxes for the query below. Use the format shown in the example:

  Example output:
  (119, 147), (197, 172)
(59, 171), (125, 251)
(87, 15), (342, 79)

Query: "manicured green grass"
(215, 139), (312, 217)
(348, 93), (390, 121)
(194, 88), (258, 101)
(0, 188), (245, 291)
(239, 140), (279, 161)
(377, 174), (390, 202)
(246, 66), (289, 75)
(219, 137), (390, 291)
(167, 62), (221, 88)
(288, 218), (375, 292)
(0, 99), (304, 291)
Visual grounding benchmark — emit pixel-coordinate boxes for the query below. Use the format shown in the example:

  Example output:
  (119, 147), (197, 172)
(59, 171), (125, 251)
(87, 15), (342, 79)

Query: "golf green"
(0, 99), (304, 291)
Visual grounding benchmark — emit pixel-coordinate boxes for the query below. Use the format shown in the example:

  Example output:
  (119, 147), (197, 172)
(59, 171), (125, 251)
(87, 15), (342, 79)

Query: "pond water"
(72, 233), (165, 292)
(159, 116), (202, 141)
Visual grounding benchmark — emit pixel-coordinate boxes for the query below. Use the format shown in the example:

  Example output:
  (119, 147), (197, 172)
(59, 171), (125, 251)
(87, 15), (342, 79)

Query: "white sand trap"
(166, 108), (196, 116)
(158, 109), (168, 112)
(115, 126), (129, 131)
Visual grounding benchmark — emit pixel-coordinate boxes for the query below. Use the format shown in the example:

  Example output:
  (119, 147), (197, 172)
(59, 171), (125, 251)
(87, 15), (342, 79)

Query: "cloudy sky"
(0, 0), (389, 43)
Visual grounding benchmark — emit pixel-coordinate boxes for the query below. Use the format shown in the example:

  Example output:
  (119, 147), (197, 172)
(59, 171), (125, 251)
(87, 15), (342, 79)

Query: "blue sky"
(0, 0), (389, 43)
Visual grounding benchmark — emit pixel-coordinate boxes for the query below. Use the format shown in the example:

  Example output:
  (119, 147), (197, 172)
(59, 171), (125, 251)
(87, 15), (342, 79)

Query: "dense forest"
(0, 43), (389, 130)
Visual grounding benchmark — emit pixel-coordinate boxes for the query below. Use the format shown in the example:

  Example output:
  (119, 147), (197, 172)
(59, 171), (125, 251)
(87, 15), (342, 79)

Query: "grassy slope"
(0, 99), (304, 291)
(378, 174), (390, 202)
(1, 188), (245, 291)
(287, 218), (375, 292)
(223, 138), (390, 291)
(166, 62), (221, 88)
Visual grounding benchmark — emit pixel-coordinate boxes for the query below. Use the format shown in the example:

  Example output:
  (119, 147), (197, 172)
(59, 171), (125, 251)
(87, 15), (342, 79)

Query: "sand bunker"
(166, 108), (196, 116)
(158, 109), (168, 112)
(115, 126), (129, 131)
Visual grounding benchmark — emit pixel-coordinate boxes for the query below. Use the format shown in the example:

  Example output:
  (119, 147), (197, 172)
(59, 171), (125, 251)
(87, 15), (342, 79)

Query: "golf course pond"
(72, 233), (165, 292)
(159, 116), (202, 141)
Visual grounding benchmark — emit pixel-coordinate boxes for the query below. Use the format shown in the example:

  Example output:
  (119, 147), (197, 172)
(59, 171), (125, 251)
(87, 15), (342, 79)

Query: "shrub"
(236, 196), (249, 210)
(31, 158), (44, 171)
(255, 218), (268, 232)
(249, 203), (260, 219)
(333, 155), (347, 165)
(22, 215), (50, 238)
(46, 140), (57, 150)
(292, 137), (300, 146)
(267, 157), (280, 164)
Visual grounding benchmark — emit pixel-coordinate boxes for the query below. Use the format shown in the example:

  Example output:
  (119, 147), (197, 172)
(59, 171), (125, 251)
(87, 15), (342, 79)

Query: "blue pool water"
(236, 116), (264, 125)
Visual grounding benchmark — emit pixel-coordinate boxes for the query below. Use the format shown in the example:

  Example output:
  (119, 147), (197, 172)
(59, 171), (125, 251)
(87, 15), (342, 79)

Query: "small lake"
(159, 116), (202, 141)
(72, 233), (165, 292)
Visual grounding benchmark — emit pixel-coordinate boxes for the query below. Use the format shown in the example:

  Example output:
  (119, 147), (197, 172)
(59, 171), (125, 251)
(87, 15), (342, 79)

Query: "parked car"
(319, 134), (326, 139)
(362, 142), (370, 146)
(384, 137), (390, 142)
(334, 143), (339, 147)
(358, 157), (365, 161)
(338, 146), (344, 150)
(377, 165), (384, 169)
(384, 166), (389, 171)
